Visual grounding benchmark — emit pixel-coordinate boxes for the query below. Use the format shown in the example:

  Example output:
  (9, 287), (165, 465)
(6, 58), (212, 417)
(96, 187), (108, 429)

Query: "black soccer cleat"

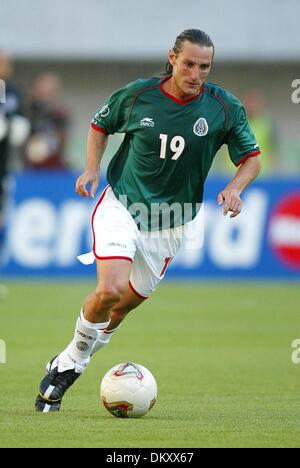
(35, 355), (81, 412)
(35, 394), (62, 412)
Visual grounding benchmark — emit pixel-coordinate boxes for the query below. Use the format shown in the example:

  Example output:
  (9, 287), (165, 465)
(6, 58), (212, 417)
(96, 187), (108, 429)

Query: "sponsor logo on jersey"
(193, 117), (208, 137)
(96, 104), (110, 118)
(140, 117), (155, 128)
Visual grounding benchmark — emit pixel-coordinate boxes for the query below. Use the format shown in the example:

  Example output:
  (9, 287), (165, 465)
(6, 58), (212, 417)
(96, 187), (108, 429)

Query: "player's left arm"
(217, 156), (261, 218)
(220, 95), (262, 218)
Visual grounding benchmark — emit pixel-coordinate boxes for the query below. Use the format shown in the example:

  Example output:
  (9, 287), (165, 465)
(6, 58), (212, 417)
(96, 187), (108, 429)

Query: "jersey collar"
(159, 76), (204, 105)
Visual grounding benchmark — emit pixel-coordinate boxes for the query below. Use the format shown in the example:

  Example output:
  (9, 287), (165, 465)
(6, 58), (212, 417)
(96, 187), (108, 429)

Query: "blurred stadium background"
(0, 0), (299, 448)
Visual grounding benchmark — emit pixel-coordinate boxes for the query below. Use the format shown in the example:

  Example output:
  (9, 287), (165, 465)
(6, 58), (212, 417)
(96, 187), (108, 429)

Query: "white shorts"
(89, 185), (184, 299)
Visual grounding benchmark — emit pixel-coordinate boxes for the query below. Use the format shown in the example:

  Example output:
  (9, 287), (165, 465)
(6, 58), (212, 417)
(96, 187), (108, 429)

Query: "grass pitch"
(0, 281), (299, 448)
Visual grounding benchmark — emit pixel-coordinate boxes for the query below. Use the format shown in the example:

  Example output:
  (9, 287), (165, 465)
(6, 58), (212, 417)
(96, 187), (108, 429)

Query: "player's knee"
(94, 286), (124, 308)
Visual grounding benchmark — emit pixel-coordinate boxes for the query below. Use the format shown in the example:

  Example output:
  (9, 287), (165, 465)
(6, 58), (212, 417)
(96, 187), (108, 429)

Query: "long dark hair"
(164, 29), (214, 76)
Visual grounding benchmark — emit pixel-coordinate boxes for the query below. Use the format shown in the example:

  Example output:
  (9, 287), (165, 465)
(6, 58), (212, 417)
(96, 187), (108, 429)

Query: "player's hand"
(76, 169), (99, 198)
(217, 188), (242, 218)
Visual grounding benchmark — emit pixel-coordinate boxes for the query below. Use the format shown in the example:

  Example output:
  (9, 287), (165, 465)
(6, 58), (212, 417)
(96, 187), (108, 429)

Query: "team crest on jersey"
(193, 117), (209, 137)
(96, 104), (110, 118)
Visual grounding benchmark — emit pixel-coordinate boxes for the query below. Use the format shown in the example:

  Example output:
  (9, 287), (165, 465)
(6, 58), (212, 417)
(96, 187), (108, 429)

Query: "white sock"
(79, 310), (110, 331)
(91, 324), (121, 355)
(58, 309), (110, 373)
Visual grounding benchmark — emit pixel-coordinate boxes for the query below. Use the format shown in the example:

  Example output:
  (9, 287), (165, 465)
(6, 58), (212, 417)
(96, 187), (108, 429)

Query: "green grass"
(0, 281), (299, 448)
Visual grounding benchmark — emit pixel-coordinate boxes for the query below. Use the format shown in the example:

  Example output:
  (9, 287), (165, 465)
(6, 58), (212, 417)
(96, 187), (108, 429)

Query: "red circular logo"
(269, 192), (300, 269)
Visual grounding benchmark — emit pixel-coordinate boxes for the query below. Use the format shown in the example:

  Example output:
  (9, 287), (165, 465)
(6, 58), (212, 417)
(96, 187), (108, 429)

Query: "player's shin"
(58, 309), (110, 372)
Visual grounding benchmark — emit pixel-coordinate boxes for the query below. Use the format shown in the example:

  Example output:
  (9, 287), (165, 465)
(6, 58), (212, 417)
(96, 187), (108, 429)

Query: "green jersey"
(92, 76), (260, 230)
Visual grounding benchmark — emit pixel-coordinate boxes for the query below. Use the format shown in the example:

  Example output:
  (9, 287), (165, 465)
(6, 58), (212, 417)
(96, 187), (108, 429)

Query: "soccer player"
(35, 29), (261, 412)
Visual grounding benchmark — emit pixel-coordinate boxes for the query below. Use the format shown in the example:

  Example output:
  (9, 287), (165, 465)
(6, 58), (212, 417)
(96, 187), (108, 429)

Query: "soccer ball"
(100, 362), (157, 418)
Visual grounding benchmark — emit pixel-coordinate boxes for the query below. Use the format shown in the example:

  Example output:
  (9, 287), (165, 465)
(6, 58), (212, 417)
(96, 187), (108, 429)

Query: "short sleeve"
(226, 104), (261, 166)
(91, 82), (138, 135)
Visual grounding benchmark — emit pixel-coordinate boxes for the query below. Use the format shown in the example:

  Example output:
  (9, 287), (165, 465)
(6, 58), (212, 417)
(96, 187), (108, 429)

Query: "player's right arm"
(76, 78), (152, 198)
(76, 127), (108, 198)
